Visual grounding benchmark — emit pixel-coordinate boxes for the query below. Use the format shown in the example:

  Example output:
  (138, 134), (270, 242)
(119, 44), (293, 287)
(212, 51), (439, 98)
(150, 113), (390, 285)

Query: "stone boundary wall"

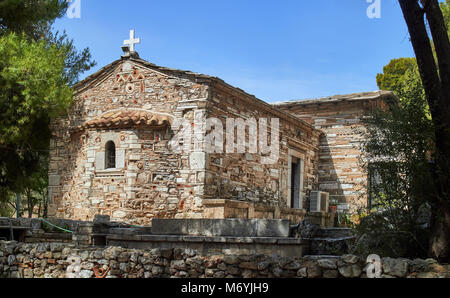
(1, 241), (448, 278)
(2, 217), (307, 258)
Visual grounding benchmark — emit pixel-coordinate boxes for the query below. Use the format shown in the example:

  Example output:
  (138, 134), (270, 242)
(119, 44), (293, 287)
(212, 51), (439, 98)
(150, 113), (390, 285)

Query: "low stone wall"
(1, 217), (306, 257)
(1, 241), (448, 278)
(106, 234), (304, 257)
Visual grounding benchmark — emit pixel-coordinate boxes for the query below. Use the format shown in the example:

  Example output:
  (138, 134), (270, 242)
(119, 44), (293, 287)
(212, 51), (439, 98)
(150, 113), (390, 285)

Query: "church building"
(47, 31), (394, 225)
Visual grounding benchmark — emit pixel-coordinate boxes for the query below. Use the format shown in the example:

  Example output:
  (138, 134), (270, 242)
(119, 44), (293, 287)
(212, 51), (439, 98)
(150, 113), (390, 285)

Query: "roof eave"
(272, 90), (397, 108)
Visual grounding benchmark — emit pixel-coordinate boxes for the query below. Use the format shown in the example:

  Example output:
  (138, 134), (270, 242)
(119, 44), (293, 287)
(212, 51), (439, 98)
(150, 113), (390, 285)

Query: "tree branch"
(420, 0), (432, 12)
(398, 0), (441, 119)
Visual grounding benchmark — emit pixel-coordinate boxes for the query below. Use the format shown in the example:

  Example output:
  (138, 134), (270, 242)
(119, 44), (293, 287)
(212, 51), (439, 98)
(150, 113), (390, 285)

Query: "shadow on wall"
(317, 134), (346, 212)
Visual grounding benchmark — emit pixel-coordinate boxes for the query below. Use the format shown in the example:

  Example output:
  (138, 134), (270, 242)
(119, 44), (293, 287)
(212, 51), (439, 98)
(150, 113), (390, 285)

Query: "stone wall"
(1, 241), (448, 278)
(274, 91), (395, 212)
(49, 58), (209, 224)
(202, 199), (335, 226)
(205, 82), (321, 211)
(48, 56), (325, 225)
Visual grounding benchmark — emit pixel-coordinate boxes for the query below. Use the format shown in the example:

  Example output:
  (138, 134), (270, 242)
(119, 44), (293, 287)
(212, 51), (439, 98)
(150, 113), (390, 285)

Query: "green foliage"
(0, 32), (72, 216)
(0, 188), (14, 217)
(0, 32), (73, 145)
(354, 0), (450, 258)
(0, 0), (95, 216)
(376, 57), (418, 93)
(0, 1), (96, 86)
(355, 49), (436, 258)
(352, 213), (430, 258)
(440, 0), (450, 38)
(46, 30), (96, 86)
(0, 0), (68, 39)
(337, 213), (356, 229)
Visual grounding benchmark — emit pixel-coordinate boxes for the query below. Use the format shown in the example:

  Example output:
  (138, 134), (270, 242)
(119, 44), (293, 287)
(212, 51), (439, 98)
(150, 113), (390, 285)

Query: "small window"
(105, 141), (116, 169)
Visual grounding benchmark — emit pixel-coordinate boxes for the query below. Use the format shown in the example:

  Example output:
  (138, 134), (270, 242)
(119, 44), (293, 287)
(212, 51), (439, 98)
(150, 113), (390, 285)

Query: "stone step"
(152, 219), (290, 237)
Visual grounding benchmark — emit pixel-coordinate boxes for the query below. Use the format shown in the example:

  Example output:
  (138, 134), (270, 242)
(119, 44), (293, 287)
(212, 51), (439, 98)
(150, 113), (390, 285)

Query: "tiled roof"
(71, 109), (173, 133)
(272, 90), (396, 107)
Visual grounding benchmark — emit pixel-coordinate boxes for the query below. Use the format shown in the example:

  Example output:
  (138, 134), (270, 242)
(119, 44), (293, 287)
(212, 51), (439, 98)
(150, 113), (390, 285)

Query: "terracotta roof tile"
(71, 109), (173, 133)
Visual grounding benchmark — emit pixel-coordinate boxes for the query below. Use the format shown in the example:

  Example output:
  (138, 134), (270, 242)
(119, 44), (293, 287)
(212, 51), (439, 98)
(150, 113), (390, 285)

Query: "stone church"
(47, 32), (394, 225)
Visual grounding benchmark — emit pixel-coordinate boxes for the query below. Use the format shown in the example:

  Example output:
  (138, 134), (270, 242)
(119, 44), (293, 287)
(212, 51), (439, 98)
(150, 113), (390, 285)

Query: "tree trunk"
(38, 202), (41, 218)
(429, 203), (450, 261)
(421, 0), (450, 93)
(42, 189), (48, 218)
(398, 0), (450, 262)
(26, 189), (33, 218)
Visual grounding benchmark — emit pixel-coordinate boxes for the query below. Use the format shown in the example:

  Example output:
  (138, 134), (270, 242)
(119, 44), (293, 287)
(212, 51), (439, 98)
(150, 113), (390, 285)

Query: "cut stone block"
(152, 219), (290, 237)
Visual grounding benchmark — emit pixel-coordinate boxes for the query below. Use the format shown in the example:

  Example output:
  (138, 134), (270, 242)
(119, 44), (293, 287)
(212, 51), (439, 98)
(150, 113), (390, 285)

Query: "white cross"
(124, 30), (141, 52)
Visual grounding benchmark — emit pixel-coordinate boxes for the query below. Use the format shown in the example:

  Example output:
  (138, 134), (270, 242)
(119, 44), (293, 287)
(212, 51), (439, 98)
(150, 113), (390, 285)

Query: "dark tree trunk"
(26, 189), (33, 218)
(429, 204), (450, 261)
(398, 0), (450, 262)
(38, 202), (41, 219)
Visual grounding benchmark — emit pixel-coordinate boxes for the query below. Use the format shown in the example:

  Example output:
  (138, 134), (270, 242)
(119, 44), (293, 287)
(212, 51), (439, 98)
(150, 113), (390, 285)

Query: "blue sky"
(54, 0), (418, 103)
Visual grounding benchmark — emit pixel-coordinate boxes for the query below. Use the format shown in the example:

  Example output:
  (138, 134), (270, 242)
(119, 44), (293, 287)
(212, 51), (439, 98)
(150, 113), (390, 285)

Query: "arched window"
(105, 141), (116, 169)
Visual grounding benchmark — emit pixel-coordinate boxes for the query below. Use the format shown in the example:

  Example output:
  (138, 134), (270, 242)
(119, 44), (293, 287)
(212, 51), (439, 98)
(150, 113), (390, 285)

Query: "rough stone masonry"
(48, 41), (396, 225)
(1, 241), (448, 278)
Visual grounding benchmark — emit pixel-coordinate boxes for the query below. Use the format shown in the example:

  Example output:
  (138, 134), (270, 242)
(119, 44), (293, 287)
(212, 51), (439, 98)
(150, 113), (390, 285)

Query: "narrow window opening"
(105, 141), (116, 169)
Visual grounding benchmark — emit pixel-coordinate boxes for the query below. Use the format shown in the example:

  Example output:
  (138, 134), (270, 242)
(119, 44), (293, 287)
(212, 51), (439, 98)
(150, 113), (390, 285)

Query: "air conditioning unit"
(309, 191), (330, 212)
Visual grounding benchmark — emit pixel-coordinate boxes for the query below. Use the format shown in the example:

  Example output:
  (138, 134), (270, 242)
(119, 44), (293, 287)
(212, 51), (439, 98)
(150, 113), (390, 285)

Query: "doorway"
(291, 157), (302, 209)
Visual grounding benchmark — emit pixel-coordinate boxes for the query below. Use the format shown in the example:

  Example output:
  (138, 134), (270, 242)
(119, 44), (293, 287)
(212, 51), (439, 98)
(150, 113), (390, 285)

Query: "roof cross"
(124, 30), (141, 52)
